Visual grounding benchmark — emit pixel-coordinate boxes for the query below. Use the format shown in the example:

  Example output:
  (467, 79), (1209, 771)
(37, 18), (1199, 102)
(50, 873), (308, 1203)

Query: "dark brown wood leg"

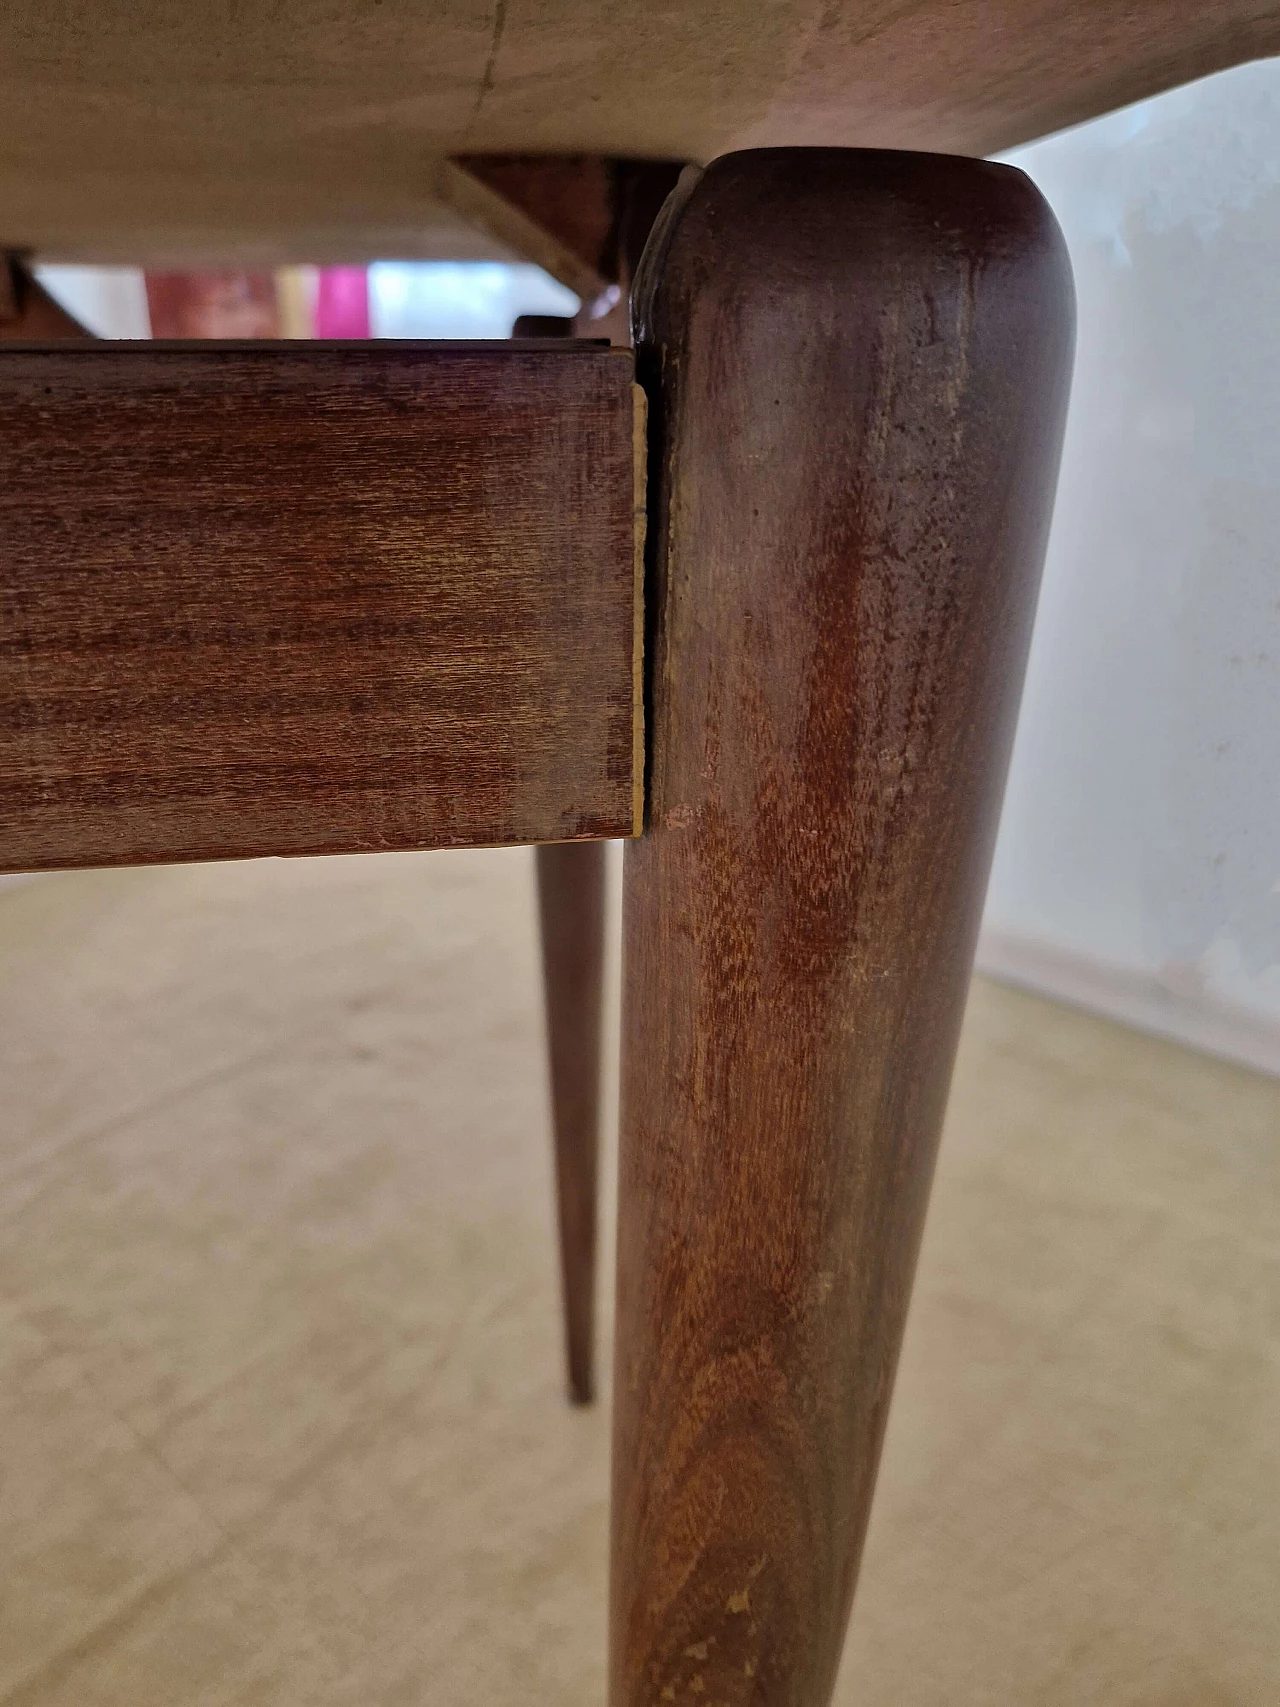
(611, 149), (1074, 1706)
(537, 839), (607, 1404)
(521, 165), (681, 1407)
(523, 312), (604, 1408)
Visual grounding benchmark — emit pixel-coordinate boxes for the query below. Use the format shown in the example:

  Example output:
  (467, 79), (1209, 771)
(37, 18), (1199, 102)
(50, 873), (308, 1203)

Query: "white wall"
(33, 264), (151, 337)
(981, 60), (1280, 1073)
(369, 261), (577, 336)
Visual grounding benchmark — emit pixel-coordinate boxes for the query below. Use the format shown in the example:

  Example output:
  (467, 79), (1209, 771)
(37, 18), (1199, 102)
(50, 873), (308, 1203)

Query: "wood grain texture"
(525, 162), (672, 1401)
(537, 838), (607, 1404)
(611, 149), (1075, 1706)
(518, 307), (610, 1409)
(2, 2), (1277, 262)
(0, 341), (642, 871)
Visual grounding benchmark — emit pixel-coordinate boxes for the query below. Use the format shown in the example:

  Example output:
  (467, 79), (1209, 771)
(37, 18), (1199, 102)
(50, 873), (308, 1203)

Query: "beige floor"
(0, 850), (1276, 1706)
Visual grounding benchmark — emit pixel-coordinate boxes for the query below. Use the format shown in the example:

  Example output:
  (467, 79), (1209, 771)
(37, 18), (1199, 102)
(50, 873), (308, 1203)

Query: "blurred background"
(33, 257), (578, 341)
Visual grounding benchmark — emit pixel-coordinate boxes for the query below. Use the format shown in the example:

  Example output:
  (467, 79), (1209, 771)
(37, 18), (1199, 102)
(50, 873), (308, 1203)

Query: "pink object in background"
(315, 267), (370, 338)
(145, 272), (281, 338)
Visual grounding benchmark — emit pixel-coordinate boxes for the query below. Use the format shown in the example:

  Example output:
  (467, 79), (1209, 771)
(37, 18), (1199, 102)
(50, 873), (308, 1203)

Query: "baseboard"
(3, 872), (1275, 1077)
(0, 873), (42, 893)
(976, 927), (1280, 1080)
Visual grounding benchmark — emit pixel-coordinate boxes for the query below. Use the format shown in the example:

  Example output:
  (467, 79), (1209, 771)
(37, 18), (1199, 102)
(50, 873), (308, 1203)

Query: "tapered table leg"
(537, 839), (607, 1403)
(528, 164), (682, 1407)
(611, 150), (1074, 1706)
(524, 312), (607, 1408)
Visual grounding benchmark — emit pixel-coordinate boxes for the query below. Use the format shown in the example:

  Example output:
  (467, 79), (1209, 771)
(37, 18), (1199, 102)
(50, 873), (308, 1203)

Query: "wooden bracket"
(442, 157), (686, 316)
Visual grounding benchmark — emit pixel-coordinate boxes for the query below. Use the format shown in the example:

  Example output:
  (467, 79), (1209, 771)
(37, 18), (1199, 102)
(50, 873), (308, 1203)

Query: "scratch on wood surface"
(472, 0), (508, 119)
